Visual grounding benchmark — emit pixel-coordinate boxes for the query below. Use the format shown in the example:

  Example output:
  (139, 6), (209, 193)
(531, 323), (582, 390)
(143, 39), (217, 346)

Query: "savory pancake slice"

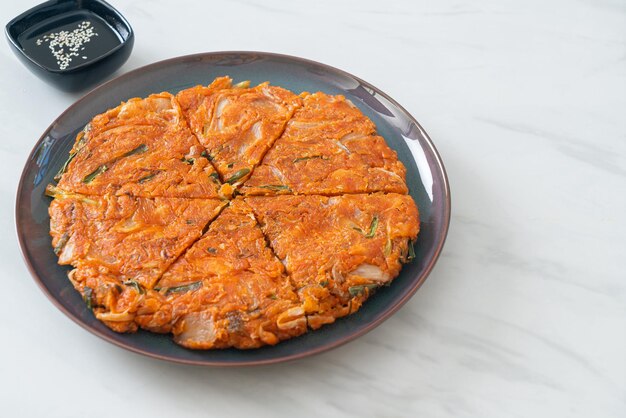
(246, 194), (419, 329)
(56, 92), (226, 198)
(143, 199), (306, 349)
(242, 92), (408, 196)
(176, 77), (301, 186)
(47, 185), (226, 332)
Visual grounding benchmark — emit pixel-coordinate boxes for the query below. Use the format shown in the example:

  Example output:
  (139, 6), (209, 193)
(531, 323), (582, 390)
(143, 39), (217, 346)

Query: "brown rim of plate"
(15, 51), (451, 366)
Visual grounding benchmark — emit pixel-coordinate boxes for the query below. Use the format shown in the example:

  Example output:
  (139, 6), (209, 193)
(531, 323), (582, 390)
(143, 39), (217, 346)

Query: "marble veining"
(1, 0), (625, 417)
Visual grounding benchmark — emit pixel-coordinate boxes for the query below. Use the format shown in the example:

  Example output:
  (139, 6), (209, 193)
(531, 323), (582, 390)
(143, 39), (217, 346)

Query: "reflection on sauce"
(18, 11), (122, 71)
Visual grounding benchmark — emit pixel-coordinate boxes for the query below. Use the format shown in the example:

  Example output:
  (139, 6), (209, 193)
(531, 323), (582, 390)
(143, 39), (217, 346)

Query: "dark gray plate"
(16, 52), (450, 366)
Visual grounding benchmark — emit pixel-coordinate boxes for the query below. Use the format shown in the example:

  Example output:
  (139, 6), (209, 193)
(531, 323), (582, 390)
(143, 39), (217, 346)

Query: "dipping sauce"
(18, 11), (122, 71)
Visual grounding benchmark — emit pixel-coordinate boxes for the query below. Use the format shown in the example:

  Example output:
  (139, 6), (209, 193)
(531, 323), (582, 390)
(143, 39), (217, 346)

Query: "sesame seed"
(36, 21), (98, 70)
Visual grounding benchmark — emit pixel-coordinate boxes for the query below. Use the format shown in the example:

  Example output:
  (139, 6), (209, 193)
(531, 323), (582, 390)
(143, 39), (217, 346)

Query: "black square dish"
(5, 0), (133, 92)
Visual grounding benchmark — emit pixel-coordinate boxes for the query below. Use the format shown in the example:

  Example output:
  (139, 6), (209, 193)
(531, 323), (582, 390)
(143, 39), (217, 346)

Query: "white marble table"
(1, 1), (624, 416)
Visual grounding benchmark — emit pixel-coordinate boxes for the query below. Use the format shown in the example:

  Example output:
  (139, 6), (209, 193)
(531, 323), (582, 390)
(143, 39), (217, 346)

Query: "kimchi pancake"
(56, 92), (225, 198)
(246, 194), (419, 329)
(46, 77), (422, 350)
(242, 92), (407, 195)
(142, 199), (306, 349)
(176, 77), (301, 185)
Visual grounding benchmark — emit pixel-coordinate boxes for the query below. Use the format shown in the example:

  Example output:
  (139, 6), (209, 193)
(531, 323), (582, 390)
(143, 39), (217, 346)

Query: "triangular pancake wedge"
(56, 92), (225, 198)
(47, 185), (226, 332)
(242, 92), (408, 196)
(246, 194), (419, 329)
(141, 198), (306, 349)
(176, 77), (301, 186)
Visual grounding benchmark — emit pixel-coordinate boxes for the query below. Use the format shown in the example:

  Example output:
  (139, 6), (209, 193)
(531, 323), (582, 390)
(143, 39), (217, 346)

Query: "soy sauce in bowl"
(18, 11), (122, 72)
(6, 0), (134, 91)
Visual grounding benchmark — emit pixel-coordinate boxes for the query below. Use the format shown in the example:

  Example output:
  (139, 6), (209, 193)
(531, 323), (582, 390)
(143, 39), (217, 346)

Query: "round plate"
(16, 52), (450, 366)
